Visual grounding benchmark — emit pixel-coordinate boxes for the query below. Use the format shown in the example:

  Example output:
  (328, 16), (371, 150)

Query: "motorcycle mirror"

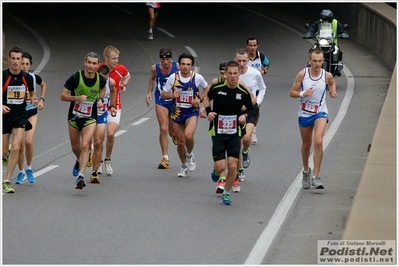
(304, 23), (310, 29)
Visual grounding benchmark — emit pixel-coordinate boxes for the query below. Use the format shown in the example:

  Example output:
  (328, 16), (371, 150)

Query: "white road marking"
(4, 12), (50, 75)
(184, 46), (198, 57)
(235, 5), (356, 265)
(113, 5), (132, 15)
(132, 118), (149, 125)
(2, 165), (58, 194)
(114, 130), (127, 137)
(157, 27), (175, 38)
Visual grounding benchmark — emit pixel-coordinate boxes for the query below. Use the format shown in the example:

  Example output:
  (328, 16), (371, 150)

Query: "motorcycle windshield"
(319, 22), (333, 39)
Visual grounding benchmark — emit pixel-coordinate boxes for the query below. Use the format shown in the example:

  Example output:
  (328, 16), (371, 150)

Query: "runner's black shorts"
(211, 134), (241, 161)
(3, 109), (28, 134)
(246, 103), (259, 125)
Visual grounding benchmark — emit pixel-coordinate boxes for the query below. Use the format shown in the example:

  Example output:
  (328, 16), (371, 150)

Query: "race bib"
(73, 101), (94, 118)
(217, 115), (237, 134)
(301, 102), (319, 114)
(176, 91), (193, 108)
(6, 85), (26, 105)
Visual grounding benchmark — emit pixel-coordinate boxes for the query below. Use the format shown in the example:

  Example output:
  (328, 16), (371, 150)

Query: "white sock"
(149, 29), (153, 33)
(163, 155), (169, 160)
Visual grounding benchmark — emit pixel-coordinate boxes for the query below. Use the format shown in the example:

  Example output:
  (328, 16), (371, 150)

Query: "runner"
(146, 47), (179, 169)
(203, 61), (254, 205)
(161, 53), (209, 178)
(15, 52), (47, 184)
(2, 46), (36, 193)
(97, 45), (131, 175)
(60, 52), (106, 189)
(90, 65), (117, 183)
(289, 48), (338, 189)
(146, 2), (161, 40)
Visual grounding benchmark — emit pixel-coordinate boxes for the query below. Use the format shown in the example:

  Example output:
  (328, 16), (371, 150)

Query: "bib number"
(176, 91), (193, 108)
(6, 85), (26, 105)
(217, 115), (237, 134)
(73, 101), (94, 118)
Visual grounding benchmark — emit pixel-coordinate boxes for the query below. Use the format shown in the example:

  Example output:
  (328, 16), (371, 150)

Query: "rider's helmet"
(320, 9), (334, 22)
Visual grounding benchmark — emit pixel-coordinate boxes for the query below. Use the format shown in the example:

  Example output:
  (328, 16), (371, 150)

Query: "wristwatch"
(110, 104), (117, 109)
(40, 96), (45, 101)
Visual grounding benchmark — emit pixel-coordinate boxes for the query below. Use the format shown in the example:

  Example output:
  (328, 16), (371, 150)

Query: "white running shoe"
(97, 160), (104, 174)
(186, 153), (196, 171)
(177, 166), (188, 178)
(105, 159), (113, 175)
(251, 131), (257, 145)
(148, 32), (153, 40)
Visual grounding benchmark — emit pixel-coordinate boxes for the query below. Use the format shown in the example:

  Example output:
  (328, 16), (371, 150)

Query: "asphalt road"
(2, 3), (392, 266)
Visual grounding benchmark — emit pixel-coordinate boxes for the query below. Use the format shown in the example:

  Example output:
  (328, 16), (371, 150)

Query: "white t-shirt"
(239, 66), (266, 105)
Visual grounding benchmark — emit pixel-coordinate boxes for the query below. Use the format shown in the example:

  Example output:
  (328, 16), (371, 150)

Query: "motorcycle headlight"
(319, 39), (330, 46)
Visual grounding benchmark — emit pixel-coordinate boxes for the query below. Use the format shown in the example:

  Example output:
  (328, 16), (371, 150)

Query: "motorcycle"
(303, 22), (349, 77)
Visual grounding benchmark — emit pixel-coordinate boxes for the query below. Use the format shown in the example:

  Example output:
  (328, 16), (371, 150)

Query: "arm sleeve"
(256, 74), (266, 105)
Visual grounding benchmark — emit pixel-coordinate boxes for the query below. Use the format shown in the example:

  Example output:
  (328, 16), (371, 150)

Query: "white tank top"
(298, 68), (328, 117)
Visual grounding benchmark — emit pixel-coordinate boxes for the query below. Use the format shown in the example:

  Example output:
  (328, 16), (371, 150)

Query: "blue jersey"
(155, 61), (178, 106)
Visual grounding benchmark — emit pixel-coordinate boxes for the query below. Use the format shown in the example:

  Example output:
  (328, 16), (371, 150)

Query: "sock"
(219, 176), (226, 181)
(78, 172), (84, 178)
(243, 149), (249, 154)
(26, 165), (32, 170)
(223, 190), (230, 195)
(105, 158), (111, 162)
(19, 169), (24, 174)
(163, 155), (169, 160)
(182, 164), (187, 169)
(92, 171), (97, 175)
(149, 29), (153, 33)
(312, 176), (316, 179)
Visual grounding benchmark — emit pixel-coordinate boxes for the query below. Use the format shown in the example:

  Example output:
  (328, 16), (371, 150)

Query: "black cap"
(159, 47), (172, 58)
(219, 60), (228, 70)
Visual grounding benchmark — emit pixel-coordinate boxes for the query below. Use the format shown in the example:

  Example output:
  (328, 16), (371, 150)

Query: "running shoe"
(232, 177), (241, 193)
(72, 160), (79, 177)
(97, 160), (104, 174)
(312, 176), (324, 189)
(172, 136), (178, 145)
(90, 172), (100, 183)
(242, 148), (251, 168)
(210, 169), (219, 182)
(177, 166), (188, 178)
(238, 167), (245, 182)
(2, 144), (12, 166)
(105, 159), (113, 175)
(87, 145), (93, 167)
(251, 131), (258, 145)
(222, 193), (232, 205)
(216, 178), (226, 194)
(148, 32), (153, 40)
(26, 169), (35, 183)
(75, 175), (86, 189)
(302, 168), (311, 189)
(186, 153), (196, 171)
(3, 180), (15, 193)
(158, 157), (170, 169)
(15, 172), (25, 184)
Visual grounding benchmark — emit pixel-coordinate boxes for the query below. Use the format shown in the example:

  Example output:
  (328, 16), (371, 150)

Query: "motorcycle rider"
(303, 9), (349, 76)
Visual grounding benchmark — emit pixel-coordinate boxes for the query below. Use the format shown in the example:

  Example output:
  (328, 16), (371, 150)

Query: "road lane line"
(132, 118), (149, 125)
(157, 28), (175, 38)
(4, 12), (50, 75)
(113, 5), (132, 15)
(114, 130), (127, 137)
(184, 46), (198, 57)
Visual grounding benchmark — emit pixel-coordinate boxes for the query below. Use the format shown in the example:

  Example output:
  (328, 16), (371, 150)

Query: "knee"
(25, 139), (33, 149)
(160, 124), (168, 135)
(302, 142), (312, 150)
(314, 138), (323, 149)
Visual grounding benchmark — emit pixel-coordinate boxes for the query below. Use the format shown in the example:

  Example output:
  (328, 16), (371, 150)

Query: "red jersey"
(97, 63), (129, 110)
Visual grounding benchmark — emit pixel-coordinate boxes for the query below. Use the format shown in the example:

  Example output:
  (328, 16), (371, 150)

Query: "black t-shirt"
(2, 69), (34, 112)
(207, 80), (253, 136)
